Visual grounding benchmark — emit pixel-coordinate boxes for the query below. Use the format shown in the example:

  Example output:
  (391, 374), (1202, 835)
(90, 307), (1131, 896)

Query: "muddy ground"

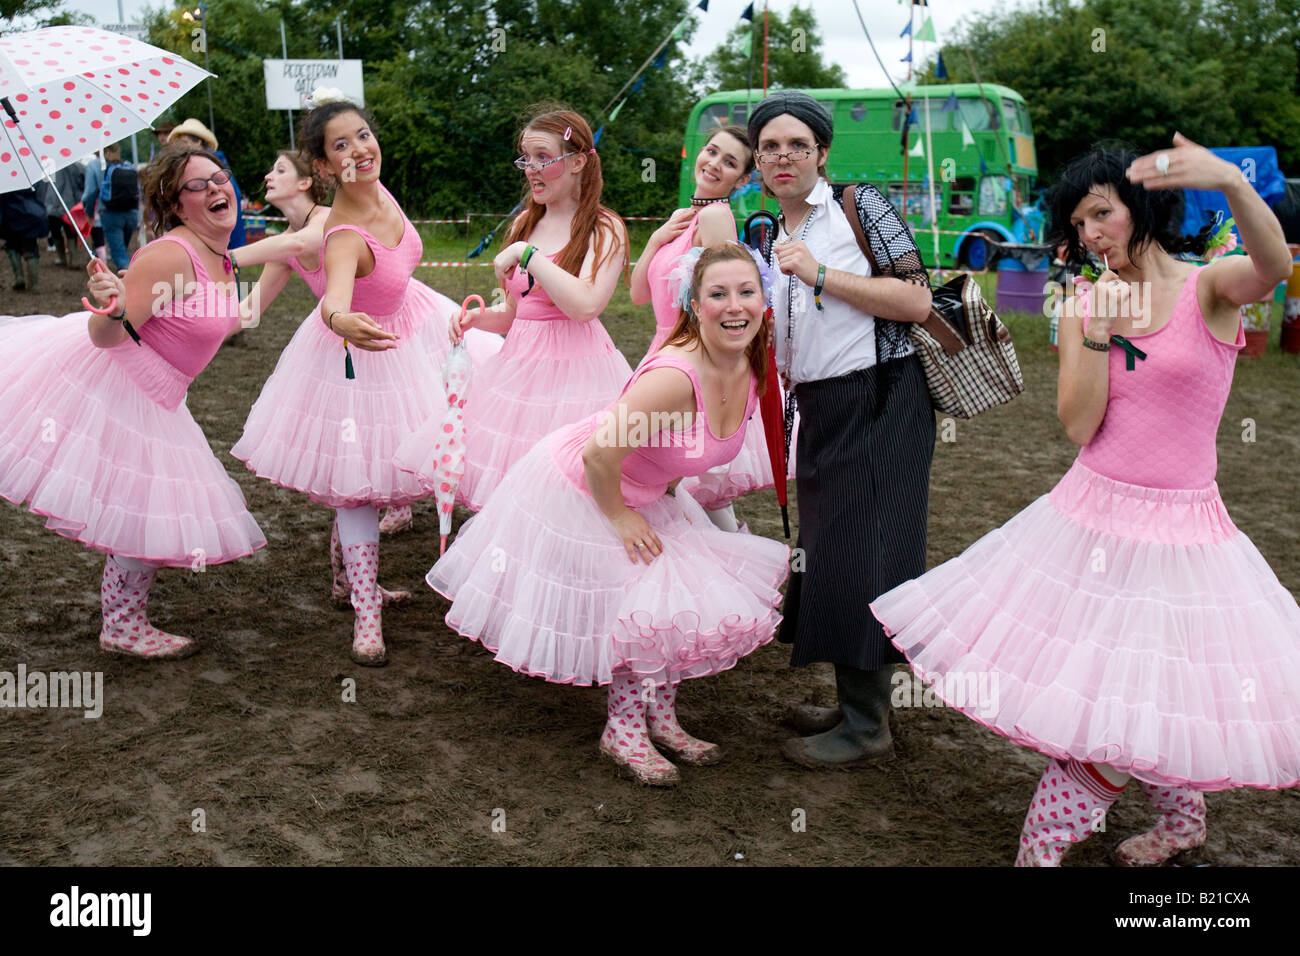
(1, 252), (1297, 867)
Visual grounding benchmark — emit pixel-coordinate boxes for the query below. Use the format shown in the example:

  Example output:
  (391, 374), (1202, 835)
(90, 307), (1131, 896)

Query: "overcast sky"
(64, 0), (1034, 88)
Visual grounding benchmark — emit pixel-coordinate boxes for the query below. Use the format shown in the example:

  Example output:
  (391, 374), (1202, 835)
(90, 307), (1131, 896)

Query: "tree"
(140, 0), (703, 221)
(698, 4), (847, 94)
(929, 0), (1300, 179)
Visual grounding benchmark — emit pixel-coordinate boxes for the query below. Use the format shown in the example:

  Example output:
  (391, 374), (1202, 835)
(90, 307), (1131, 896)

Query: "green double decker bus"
(679, 84), (1040, 270)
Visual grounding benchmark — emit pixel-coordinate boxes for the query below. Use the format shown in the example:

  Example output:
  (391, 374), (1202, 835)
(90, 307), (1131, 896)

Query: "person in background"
(41, 162), (86, 270)
(151, 122), (175, 160)
(0, 186), (50, 291)
(80, 149), (108, 264)
(169, 118), (247, 249)
(94, 141), (140, 274)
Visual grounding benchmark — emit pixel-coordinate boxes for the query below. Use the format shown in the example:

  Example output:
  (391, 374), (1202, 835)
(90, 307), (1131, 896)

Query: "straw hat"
(167, 118), (218, 151)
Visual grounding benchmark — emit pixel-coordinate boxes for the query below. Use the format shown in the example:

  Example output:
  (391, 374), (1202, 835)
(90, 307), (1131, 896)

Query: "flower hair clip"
(306, 87), (350, 109)
(1203, 213), (1239, 261)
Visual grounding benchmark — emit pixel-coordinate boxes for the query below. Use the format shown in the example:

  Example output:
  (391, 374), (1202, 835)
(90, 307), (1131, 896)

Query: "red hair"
(503, 106), (627, 279)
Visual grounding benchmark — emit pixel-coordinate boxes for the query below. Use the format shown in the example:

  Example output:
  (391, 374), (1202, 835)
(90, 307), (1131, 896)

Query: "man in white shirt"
(748, 91), (936, 767)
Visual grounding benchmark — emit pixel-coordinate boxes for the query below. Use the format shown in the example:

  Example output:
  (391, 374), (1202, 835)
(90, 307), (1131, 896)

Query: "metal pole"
(281, 19), (294, 149)
(203, 4), (216, 139)
(336, 18), (343, 58)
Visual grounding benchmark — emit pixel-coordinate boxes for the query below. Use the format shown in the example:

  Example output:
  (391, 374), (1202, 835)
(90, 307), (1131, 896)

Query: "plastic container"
(1280, 244), (1300, 355)
(996, 266), (1050, 316)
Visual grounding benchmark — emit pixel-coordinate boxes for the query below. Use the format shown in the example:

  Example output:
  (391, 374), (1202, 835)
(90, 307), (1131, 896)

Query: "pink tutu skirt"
(232, 281), (485, 509)
(871, 459), (1300, 791)
(427, 433), (790, 686)
(0, 313), (266, 566)
(446, 318), (633, 510)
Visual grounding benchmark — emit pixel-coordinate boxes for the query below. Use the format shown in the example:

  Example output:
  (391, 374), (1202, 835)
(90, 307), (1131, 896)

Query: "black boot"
(788, 702), (842, 733)
(782, 664), (895, 767)
(22, 254), (38, 293)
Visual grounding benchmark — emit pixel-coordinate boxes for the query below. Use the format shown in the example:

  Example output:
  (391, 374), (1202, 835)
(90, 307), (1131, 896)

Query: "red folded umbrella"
(760, 336), (789, 538)
(743, 210), (789, 538)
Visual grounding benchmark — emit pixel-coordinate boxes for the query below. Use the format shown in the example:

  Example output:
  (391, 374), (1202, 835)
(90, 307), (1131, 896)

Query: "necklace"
(779, 205), (814, 241)
(192, 232), (232, 274)
(689, 195), (730, 207)
(777, 208), (816, 389)
(291, 202), (320, 233)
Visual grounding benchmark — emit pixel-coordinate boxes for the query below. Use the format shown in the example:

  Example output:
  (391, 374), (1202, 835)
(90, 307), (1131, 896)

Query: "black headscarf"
(746, 90), (833, 150)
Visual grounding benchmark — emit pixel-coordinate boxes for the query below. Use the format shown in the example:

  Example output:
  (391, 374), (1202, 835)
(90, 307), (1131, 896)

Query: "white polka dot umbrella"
(432, 297), (483, 554)
(0, 26), (212, 311)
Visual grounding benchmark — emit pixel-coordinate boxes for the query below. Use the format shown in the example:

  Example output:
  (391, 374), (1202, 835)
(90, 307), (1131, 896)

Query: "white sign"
(263, 59), (365, 111)
(97, 23), (147, 42)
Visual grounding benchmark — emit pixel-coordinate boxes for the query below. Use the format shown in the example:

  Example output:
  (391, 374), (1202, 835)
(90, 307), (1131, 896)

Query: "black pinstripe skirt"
(778, 354), (935, 669)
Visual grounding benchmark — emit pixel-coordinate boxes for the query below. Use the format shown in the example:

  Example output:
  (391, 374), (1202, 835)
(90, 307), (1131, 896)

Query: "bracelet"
(519, 244), (538, 272)
(1081, 335), (1110, 352)
(108, 310), (126, 322)
(328, 310), (341, 334)
(813, 264), (825, 311)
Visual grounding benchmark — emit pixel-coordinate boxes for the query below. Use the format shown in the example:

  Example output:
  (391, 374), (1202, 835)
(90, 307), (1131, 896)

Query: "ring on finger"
(1155, 153), (1170, 175)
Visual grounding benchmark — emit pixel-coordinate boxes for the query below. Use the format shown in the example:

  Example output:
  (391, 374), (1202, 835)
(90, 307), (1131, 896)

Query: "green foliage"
(699, 3), (846, 93)
(929, 0), (1300, 180)
(140, 0), (702, 227)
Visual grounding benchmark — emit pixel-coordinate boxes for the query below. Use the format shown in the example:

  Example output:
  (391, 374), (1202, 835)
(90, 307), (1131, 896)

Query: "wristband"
(328, 310), (342, 334)
(1081, 336), (1110, 352)
(519, 244), (538, 272)
(813, 264), (825, 311)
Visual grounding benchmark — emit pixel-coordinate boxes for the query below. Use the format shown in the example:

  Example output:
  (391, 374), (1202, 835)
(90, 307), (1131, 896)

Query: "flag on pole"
(935, 51), (948, 78)
(942, 92), (958, 111)
(907, 106), (918, 126)
(916, 17), (936, 42)
(899, 21), (911, 37)
(961, 119), (974, 148)
(899, 49), (912, 62)
(697, 0), (709, 10)
(741, 2), (754, 20)
(608, 98), (627, 122)
(910, 136), (924, 157)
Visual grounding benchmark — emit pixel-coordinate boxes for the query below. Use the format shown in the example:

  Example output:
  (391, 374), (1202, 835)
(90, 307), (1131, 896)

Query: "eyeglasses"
(756, 148), (815, 166)
(513, 152), (576, 174)
(180, 169), (233, 192)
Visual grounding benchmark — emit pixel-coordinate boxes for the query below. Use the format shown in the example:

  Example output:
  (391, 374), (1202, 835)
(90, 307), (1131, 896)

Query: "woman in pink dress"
(629, 126), (774, 532)
(870, 135), (1300, 865)
(432, 108), (633, 511)
(0, 144), (266, 659)
(429, 243), (789, 787)
(231, 96), (462, 667)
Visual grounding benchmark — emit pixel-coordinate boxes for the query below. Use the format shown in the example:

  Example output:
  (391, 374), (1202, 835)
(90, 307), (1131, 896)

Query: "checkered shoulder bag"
(841, 184), (1024, 419)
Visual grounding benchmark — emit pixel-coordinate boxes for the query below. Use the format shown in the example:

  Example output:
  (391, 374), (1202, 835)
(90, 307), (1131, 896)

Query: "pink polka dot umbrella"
(0, 26), (212, 314)
(433, 295), (485, 555)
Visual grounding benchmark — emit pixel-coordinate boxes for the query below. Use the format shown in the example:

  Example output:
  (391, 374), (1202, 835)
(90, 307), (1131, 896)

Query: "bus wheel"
(960, 231), (999, 270)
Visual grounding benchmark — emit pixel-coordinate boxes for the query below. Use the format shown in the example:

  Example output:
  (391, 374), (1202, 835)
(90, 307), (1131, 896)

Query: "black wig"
(1046, 143), (1214, 268)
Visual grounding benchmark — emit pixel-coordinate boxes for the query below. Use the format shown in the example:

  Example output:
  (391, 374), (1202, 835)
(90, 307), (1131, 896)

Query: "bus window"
(1001, 99), (1022, 134)
(957, 98), (997, 131)
(731, 102), (749, 127)
(979, 176), (1009, 216)
(947, 177), (975, 216)
(893, 99), (953, 132)
(697, 104), (730, 134)
(1018, 102), (1033, 136)
(850, 101), (867, 122)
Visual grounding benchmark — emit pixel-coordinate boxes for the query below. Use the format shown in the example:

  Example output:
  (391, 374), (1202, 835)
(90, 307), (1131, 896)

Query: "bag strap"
(839, 184), (880, 275)
(840, 183), (966, 356)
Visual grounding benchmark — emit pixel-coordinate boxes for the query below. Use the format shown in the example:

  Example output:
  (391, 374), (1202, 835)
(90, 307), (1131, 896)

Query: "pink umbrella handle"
(440, 533), (448, 557)
(458, 294), (486, 329)
(82, 260), (118, 315)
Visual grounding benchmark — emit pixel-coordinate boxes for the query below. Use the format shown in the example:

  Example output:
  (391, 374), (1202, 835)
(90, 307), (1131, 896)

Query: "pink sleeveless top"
(644, 217), (698, 354)
(322, 184), (421, 322)
(502, 252), (569, 322)
(551, 352), (759, 508)
(109, 235), (239, 410)
(288, 252), (326, 298)
(1079, 266), (1244, 489)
